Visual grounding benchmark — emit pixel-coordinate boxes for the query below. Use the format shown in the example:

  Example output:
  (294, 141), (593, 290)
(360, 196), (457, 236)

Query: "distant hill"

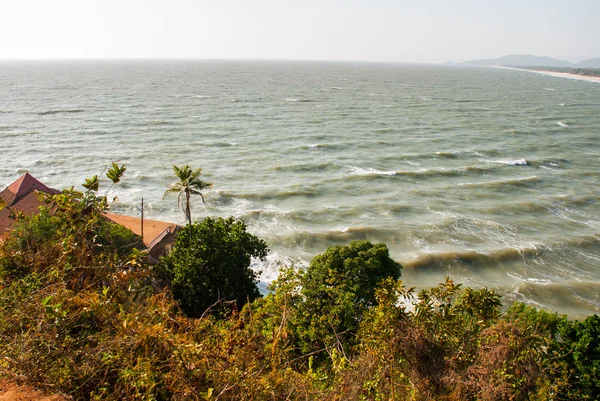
(461, 54), (573, 67)
(576, 57), (600, 68)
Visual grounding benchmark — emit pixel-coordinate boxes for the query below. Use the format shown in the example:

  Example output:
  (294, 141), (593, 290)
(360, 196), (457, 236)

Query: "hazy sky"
(1, 0), (598, 63)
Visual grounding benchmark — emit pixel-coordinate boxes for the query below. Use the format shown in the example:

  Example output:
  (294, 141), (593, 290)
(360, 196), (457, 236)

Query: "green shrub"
(551, 314), (600, 400)
(160, 216), (268, 317)
(294, 240), (402, 362)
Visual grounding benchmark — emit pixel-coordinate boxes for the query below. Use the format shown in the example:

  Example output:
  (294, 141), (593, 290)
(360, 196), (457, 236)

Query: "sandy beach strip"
(495, 66), (600, 83)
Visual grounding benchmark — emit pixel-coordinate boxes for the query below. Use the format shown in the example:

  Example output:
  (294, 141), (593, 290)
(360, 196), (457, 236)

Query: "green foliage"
(82, 175), (100, 191)
(550, 314), (600, 400)
(504, 301), (566, 336)
(163, 164), (212, 228)
(0, 192), (143, 281)
(106, 162), (126, 184)
(294, 241), (402, 362)
(160, 216), (268, 317)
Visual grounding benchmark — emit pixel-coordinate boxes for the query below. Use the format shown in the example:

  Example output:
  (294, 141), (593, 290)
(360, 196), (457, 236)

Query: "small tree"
(295, 240), (402, 360)
(160, 216), (268, 317)
(163, 165), (212, 232)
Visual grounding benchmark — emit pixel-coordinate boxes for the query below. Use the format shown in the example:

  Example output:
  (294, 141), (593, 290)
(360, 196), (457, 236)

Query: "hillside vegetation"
(0, 172), (599, 400)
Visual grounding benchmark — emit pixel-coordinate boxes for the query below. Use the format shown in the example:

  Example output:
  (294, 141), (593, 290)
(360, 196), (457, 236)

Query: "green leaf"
(41, 295), (53, 307)
(82, 175), (99, 191)
(106, 162), (126, 184)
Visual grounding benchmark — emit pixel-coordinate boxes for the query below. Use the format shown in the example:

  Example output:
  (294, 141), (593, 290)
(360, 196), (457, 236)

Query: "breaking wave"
(403, 235), (600, 271)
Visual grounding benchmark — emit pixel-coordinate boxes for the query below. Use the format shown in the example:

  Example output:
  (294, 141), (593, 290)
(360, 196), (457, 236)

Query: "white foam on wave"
(251, 252), (309, 294)
(404, 161), (421, 166)
(484, 158), (528, 166)
(347, 166), (397, 176)
(505, 159), (528, 166)
(526, 277), (553, 285)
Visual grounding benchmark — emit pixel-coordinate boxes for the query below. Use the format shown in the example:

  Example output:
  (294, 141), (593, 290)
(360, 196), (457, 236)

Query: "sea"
(1, 60), (599, 318)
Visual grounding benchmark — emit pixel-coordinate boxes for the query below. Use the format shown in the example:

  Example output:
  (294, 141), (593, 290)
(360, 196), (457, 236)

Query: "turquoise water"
(1, 60), (599, 317)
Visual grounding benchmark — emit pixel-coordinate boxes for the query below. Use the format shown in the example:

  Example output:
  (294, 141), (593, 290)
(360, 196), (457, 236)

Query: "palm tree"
(163, 165), (213, 230)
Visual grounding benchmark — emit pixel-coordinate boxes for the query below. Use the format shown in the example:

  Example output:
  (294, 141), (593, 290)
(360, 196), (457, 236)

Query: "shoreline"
(495, 66), (600, 83)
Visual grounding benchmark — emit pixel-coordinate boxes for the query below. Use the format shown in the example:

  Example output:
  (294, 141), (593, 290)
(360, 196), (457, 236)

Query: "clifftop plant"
(294, 240), (402, 362)
(0, 163), (140, 281)
(160, 216), (268, 318)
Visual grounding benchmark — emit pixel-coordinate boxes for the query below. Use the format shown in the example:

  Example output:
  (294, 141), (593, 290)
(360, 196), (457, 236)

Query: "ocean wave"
(458, 176), (540, 189)
(553, 194), (600, 207)
(403, 248), (531, 270)
(487, 200), (549, 215)
(208, 141), (237, 147)
(404, 235), (600, 271)
(483, 158), (528, 166)
(400, 149), (483, 161)
(345, 162), (529, 181)
(435, 151), (459, 159)
(272, 162), (336, 173)
(509, 281), (600, 318)
(273, 226), (400, 249)
(214, 188), (321, 203)
(297, 143), (344, 151)
(394, 165), (493, 179)
(143, 120), (173, 126)
(528, 157), (570, 168)
(347, 166), (397, 176)
(36, 109), (85, 115)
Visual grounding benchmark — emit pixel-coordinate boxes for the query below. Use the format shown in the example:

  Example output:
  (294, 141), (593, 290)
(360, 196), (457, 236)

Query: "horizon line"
(0, 56), (447, 65)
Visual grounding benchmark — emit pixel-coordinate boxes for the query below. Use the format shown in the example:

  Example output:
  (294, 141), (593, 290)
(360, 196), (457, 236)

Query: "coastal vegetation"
(158, 216), (268, 317)
(0, 169), (599, 400)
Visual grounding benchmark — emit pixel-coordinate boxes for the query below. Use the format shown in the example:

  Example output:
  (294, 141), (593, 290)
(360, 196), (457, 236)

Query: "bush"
(552, 314), (600, 400)
(160, 216), (268, 317)
(1, 194), (143, 281)
(294, 240), (402, 361)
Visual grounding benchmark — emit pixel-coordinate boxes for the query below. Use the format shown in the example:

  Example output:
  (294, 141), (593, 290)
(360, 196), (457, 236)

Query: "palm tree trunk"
(186, 191), (193, 237)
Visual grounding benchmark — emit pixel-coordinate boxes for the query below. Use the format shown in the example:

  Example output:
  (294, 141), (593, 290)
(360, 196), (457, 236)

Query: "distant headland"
(454, 54), (600, 68)
(447, 54), (600, 79)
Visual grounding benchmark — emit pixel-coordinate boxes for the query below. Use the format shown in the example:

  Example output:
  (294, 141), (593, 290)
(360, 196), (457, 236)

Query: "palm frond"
(166, 164), (213, 222)
(162, 185), (183, 199)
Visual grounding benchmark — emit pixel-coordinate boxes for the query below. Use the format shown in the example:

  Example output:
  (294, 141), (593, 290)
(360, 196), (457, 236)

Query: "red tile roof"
(0, 173), (60, 236)
(0, 172), (59, 207)
(0, 191), (49, 234)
